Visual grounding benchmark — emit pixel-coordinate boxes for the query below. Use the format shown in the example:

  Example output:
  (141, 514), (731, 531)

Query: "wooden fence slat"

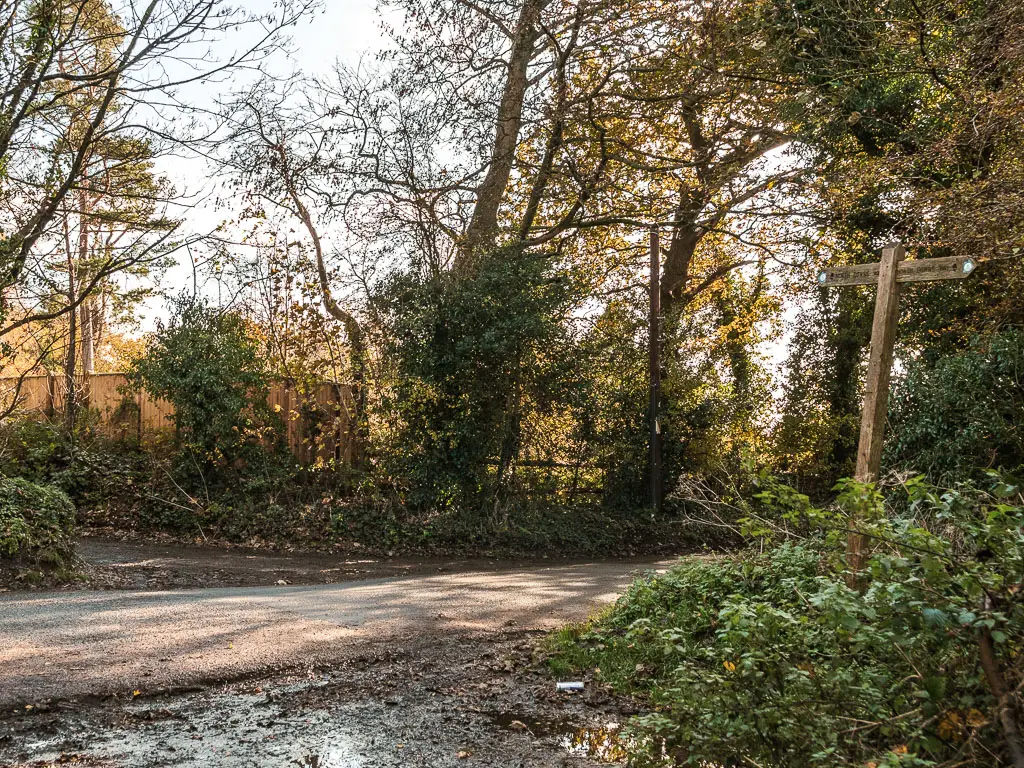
(0, 373), (354, 467)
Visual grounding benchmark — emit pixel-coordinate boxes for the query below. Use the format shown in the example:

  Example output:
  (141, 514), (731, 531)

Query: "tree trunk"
(80, 299), (94, 375)
(826, 290), (869, 473)
(716, 294), (752, 410)
(60, 204), (81, 433)
(660, 224), (702, 315)
(92, 291), (107, 354)
(64, 263), (77, 433)
(275, 146), (368, 467)
(495, 366), (523, 491)
(979, 625), (1024, 768)
(459, 0), (550, 268)
(75, 194), (92, 411)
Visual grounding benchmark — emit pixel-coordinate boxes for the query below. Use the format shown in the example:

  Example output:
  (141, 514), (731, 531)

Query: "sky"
(279, 0), (388, 69)
(139, 0), (390, 328)
(136, 0), (795, 380)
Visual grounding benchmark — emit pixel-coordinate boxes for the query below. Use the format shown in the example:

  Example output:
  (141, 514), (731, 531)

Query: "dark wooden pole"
(649, 226), (663, 512)
(46, 371), (55, 419)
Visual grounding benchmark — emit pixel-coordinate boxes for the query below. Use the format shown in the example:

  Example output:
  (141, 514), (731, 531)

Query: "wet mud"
(0, 631), (634, 767)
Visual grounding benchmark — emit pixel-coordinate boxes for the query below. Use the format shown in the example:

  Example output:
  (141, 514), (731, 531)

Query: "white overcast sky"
(139, 0), (389, 328)
(137, 0), (796, 381)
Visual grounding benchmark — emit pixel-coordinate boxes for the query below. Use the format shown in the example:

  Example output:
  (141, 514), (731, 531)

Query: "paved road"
(75, 535), (579, 588)
(0, 559), (671, 706)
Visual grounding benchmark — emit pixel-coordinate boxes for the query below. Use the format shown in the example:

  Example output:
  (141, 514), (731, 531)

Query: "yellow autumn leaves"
(937, 709), (988, 741)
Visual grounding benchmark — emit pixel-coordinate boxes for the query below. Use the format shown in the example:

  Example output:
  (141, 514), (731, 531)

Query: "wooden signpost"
(817, 243), (978, 573)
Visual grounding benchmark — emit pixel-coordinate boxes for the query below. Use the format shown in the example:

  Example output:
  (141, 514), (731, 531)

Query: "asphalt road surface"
(0, 558), (672, 707)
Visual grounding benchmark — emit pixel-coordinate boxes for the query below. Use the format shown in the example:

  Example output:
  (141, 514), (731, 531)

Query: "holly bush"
(374, 249), (574, 508)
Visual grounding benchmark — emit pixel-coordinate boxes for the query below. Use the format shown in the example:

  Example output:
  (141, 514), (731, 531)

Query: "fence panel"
(0, 373), (355, 466)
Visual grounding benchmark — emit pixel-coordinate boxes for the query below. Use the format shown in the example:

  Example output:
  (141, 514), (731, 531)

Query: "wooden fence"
(0, 373), (356, 466)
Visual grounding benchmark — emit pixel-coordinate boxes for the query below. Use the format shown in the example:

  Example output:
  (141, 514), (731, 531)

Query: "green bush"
(887, 330), (1024, 482)
(374, 249), (574, 508)
(549, 474), (1024, 767)
(0, 417), (148, 513)
(128, 296), (285, 494)
(0, 418), (65, 481)
(0, 476), (77, 568)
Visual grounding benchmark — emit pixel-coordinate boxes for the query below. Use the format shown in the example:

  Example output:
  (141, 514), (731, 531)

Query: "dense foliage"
(0, 475), (76, 570)
(0, 0), (1020, 600)
(3, 0), (1021, 534)
(550, 474), (1024, 767)
(128, 298), (282, 491)
(887, 330), (1024, 482)
(375, 251), (575, 508)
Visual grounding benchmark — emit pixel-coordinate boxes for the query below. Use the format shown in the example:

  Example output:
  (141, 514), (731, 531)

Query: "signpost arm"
(848, 243), (904, 574)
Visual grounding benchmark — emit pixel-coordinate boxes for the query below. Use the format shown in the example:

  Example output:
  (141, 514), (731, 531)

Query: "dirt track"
(0, 541), (674, 767)
(0, 557), (671, 706)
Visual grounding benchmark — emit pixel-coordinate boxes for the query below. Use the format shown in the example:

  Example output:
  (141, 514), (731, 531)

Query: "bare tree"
(0, 0), (316, 332)
(217, 82), (370, 449)
(0, 0), (317, 420)
(313, 0), (812, 300)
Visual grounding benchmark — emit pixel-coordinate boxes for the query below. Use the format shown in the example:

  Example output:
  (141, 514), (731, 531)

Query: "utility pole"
(649, 226), (663, 512)
(818, 243), (977, 576)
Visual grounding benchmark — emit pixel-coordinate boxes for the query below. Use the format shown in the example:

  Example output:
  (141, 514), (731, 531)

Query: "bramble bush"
(549, 472), (1024, 767)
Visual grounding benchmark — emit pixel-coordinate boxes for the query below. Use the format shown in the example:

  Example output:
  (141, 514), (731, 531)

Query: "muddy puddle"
(489, 712), (628, 762)
(2, 672), (631, 767)
(7, 677), (363, 767)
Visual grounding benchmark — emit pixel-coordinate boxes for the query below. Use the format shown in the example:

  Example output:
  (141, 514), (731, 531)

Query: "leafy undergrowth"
(81, 497), (686, 559)
(0, 475), (80, 587)
(0, 419), (686, 559)
(548, 475), (1024, 767)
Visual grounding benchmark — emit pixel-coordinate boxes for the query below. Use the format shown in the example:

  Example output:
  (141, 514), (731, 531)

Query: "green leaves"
(887, 330), (1024, 483)
(375, 250), (572, 508)
(127, 296), (280, 496)
(0, 475), (76, 569)
(551, 472), (1024, 767)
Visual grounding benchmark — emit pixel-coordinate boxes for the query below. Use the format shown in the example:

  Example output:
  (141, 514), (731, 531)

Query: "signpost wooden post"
(817, 243), (978, 574)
